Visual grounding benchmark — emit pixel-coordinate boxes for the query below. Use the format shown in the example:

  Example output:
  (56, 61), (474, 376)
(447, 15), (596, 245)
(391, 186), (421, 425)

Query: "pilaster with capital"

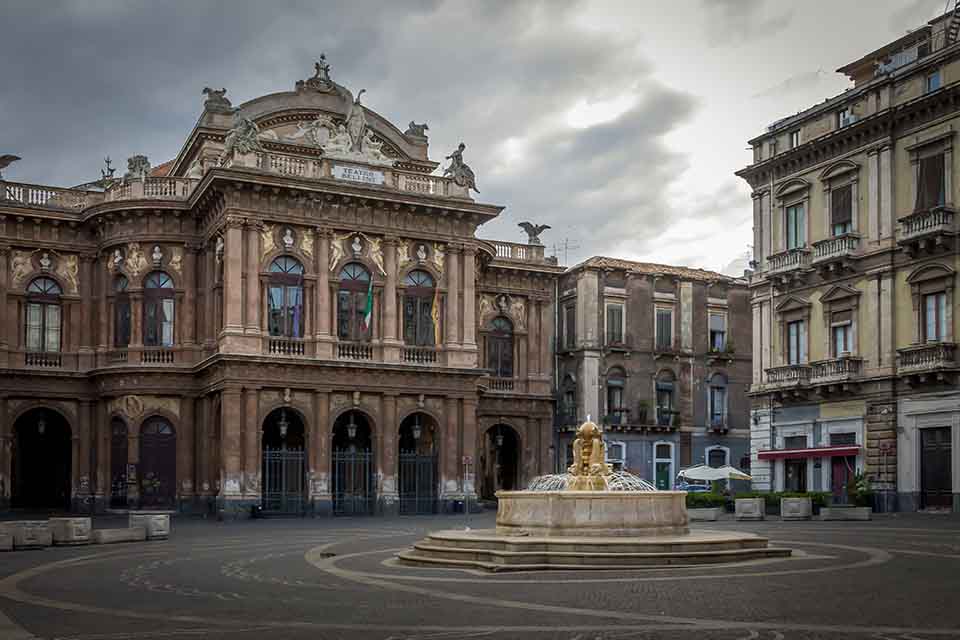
(183, 244), (198, 346)
(220, 387), (244, 503)
(244, 223), (261, 334)
(461, 397), (479, 498)
(222, 216), (245, 334)
(462, 245), (477, 354)
(379, 393), (398, 511)
(180, 396), (195, 500)
(312, 390), (330, 508)
(445, 244), (460, 347)
(383, 236), (400, 361)
(315, 227), (333, 357)
(0, 246), (8, 364)
(243, 388), (259, 498)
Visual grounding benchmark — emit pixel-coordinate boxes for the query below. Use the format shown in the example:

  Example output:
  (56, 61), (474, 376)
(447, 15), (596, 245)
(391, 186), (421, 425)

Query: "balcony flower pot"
(735, 497), (765, 521)
(687, 507), (721, 522)
(780, 497), (812, 521)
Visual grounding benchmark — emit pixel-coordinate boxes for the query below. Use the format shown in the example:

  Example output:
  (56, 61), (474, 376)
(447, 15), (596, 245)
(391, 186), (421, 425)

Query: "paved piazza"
(1, 513), (959, 639)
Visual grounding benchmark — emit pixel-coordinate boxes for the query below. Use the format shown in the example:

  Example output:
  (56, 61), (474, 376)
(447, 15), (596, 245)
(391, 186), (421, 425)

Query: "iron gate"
(262, 447), (306, 514)
(332, 450), (375, 515)
(399, 452), (438, 515)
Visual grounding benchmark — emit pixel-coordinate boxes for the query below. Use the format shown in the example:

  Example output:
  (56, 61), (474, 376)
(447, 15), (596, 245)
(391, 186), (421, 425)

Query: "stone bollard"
(780, 497), (813, 521)
(129, 513), (170, 540)
(735, 497), (766, 521)
(0, 521), (52, 549)
(49, 517), (93, 546)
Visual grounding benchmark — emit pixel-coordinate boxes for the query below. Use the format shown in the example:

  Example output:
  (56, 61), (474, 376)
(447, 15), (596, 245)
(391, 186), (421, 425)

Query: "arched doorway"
(331, 410), (374, 515)
(398, 412), (438, 515)
(139, 416), (176, 509)
(11, 408), (72, 510)
(480, 423), (520, 500)
(261, 408), (306, 515)
(110, 418), (129, 508)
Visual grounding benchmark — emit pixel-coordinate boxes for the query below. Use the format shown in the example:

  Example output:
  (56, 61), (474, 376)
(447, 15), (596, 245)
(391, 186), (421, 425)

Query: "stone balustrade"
(140, 348), (175, 364)
(488, 240), (557, 265)
(1, 180), (100, 211)
(402, 346), (439, 365)
(810, 356), (863, 383)
(765, 247), (811, 274)
(337, 342), (374, 361)
(897, 342), (957, 374)
(764, 364), (812, 388)
(24, 351), (63, 368)
(268, 337), (307, 357)
(490, 377), (515, 392)
(104, 177), (198, 202)
(811, 233), (859, 263)
(898, 206), (955, 241)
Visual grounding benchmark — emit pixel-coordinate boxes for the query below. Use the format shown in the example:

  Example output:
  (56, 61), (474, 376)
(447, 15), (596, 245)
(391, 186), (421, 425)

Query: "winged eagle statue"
(518, 222), (551, 245)
(0, 154), (21, 179)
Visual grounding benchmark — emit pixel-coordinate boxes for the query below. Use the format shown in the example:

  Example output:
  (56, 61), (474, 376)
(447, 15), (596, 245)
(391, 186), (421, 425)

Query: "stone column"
(245, 223), (261, 335)
(127, 420), (140, 507)
(527, 298), (538, 377)
(879, 144), (893, 240)
(243, 389), (259, 501)
(204, 242), (217, 349)
(221, 387), (244, 515)
(443, 397), (459, 508)
(78, 254), (94, 367)
(315, 227), (332, 358)
(198, 396), (211, 501)
(76, 400), (93, 509)
(383, 237), (400, 362)
(94, 400), (109, 511)
(0, 396), (9, 510)
(380, 393), (398, 514)
(98, 255), (110, 352)
(445, 245), (460, 347)
(222, 216), (245, 344)
(462, 396), (479, 500)
(462, 246), (477, 360)
(183, 244), (198, 347)
(539, 298), (551, 385)
(312, 390), (331, 515)
(179, 396), (195, 507)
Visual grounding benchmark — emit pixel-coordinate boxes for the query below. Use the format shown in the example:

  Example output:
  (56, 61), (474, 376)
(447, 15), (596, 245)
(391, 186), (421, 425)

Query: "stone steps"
(397, 529), (791, 571)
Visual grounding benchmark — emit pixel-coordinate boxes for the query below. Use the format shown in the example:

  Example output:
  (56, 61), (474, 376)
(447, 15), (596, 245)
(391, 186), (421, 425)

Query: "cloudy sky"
(0, 0), (947, 272)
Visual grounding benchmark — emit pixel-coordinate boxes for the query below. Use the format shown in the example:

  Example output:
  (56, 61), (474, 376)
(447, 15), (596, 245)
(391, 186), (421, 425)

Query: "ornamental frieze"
(107, 395), (181, 420)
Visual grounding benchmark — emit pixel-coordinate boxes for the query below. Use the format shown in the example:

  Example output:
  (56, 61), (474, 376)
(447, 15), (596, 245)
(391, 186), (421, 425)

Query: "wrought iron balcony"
(810, 356), (863, 384)
(811, 233), (859, 270)
(897, 206), (956, 254)
(764, 364), (812, 388)
(766, 247), (811, 275)
(897, 342), (957, 376)
(603, 409), (629, 426)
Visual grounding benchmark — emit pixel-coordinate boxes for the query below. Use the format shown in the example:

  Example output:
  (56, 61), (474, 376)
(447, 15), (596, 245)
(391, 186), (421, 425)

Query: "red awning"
(757, 445), (860, 460)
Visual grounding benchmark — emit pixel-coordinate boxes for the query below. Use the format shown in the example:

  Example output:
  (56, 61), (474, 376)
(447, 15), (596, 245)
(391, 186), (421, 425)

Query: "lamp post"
(37, 418), (46, 436)
(278, 410), (289, 440)
(346, 412), (357, 441)
(412, 414), (422, 442)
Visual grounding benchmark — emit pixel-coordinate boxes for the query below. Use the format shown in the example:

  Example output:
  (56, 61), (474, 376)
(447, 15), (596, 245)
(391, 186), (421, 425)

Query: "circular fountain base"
(397, 529), (790, 572)
(496, 490), (689, 537)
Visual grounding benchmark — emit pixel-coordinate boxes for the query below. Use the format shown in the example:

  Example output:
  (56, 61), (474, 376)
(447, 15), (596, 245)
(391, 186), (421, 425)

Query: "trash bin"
(250, 504), (263, 519)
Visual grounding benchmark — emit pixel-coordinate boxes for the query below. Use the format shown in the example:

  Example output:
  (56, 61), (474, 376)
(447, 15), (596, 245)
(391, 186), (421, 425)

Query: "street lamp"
(495, 422), (504, 448)
(412, 414), (422, 441)
(37, 418), (46, 435)
(278, 410), (289, 439)
(346, 412), (357, 440)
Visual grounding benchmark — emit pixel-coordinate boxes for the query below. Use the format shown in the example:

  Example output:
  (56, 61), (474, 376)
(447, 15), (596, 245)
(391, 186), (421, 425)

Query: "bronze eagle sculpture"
(518, 221), (551, 245)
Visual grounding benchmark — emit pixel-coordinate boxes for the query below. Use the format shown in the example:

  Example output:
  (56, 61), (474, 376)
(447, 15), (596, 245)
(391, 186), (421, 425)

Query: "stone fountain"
(398, 419), (790, 571)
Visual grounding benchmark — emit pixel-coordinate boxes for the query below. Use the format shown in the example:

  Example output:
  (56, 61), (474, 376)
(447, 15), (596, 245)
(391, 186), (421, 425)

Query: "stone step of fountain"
(422, 529), (771, 554)
(398, 543), (791, 572)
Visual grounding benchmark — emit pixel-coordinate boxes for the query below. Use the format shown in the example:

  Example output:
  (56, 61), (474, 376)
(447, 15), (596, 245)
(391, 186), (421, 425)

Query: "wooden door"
(921, 427), (952, 509)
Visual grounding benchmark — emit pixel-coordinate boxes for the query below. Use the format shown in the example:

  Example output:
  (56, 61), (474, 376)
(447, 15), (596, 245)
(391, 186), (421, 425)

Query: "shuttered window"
(915, 154), (945, 211)
(655, 307), (673, 350)
(831, 184), (853, 235)
(709, 312), (726, 351)
(606, 303), (624, 344)
(563, 305), (576, 349)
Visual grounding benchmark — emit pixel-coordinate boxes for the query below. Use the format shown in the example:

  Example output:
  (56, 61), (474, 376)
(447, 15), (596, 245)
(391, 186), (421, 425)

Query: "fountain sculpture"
(399, 419), (790, 571)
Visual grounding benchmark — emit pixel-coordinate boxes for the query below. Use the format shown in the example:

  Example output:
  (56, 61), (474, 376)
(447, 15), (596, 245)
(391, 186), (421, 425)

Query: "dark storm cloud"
(0, 0), (697, 262)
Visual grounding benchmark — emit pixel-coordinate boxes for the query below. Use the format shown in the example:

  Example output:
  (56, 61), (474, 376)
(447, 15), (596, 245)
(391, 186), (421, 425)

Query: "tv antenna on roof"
(550, 238), (581, 266)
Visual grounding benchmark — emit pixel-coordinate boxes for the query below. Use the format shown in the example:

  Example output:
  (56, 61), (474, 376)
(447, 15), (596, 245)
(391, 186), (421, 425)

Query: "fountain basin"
(495, 490), (689, 537)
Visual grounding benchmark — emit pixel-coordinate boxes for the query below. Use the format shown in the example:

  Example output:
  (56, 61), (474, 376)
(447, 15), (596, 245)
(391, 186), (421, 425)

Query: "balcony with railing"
(140, 347), (176, 364)
(23, 351), (65, 368)
(810, 356), (863, 384)
(266, 337), (309, 357)
(603, 409), (630, 427)
(337, 341), (374, 361)
(897, 342), (957, 376)
(488, 240), (559, 266)
(401, 346), (442, 365)
(489, 377), (515, 392)
(104, 177), (198, 202)
(2, 181), (101, 212)
(764, 364), (812, 389)
(766, 247), (812, 275)
(812, 233), (859, 269)
(897, 206), (956, 253)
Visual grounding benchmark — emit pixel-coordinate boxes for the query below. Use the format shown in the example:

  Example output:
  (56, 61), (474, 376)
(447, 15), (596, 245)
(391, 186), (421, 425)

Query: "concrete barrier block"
(129, 513), (170, 540)
(687, 507), (721, 521)
(49, 517), (93, 545)
(780, 497), (813, 521)
(0, 521), (52, 549)
(735, 498), (765, 521)
(820, 506), (872, 521)
(93, 527), (147, 544)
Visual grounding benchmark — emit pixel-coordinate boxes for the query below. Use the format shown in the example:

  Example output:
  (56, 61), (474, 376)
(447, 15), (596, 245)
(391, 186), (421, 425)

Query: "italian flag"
(361, 277), (373, 334)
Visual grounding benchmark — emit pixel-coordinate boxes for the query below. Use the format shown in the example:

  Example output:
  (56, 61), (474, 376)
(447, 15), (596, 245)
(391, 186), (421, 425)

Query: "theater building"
(0, 61), (562, 516)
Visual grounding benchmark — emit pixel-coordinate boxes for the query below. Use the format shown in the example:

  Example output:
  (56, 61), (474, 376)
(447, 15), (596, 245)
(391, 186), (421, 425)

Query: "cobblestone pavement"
(1, 512), (959, 639)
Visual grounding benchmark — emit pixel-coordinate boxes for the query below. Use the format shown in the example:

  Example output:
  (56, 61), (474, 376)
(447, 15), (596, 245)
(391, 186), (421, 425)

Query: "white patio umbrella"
(678, 464), (752, 482)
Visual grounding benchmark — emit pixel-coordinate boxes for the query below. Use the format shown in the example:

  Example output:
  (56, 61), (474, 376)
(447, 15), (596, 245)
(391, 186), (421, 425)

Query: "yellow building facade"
(738, 12), (959, 512)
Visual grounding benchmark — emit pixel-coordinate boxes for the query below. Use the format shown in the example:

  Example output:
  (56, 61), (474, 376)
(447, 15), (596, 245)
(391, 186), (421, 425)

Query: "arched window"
(267, 257), (304, 338)
(655, 370), (676, 427)
(338, 262), (372, 341)
(708, 373), (728, 428)
(403, 270), (436, 346)
(113, 275), (131, 348)
(25, 277), (62, 353)
(487, 316), (513, 378)
(144, 271), (175, 347)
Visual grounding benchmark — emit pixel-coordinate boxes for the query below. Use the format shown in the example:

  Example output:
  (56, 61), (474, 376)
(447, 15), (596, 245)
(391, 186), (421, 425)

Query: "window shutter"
(709, 313), (725, 332)
(831, 184), (852, 226)
(656, 309), (672, 348)
(917, 154), (945, 210)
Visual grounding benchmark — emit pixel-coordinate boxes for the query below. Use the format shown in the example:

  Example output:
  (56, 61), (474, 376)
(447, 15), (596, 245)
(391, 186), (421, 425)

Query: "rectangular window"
(607, 384), (624, 414)
(656, 382), (674, 426)
(709, 312), (727, 351)
(787, 320), (806, 365)
(26, 303), (42, 351)
(916, 153), (946, 211)
(606, 303), (624, 344)
(789, 130), (800, 149)
(655, 307), (673, 350)
(926, 70), (941, 93)
(160, 298), (174, 347)
(830, 432), (857, 446)
(785, 203), (805, 250)
(562, 389), (576, 422)
(923, 292), (947, 342)
(832, 323), (851, 356)
(45, 305), (61, 352)
(837, 107), (851, 128)
(563, 304), (576, 349)
(709, 386), (726, 427)
(830, 184), (853, 235)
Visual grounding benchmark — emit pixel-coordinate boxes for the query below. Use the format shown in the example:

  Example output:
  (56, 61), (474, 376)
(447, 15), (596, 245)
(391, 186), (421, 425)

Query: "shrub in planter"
(686, 492), (725, 508)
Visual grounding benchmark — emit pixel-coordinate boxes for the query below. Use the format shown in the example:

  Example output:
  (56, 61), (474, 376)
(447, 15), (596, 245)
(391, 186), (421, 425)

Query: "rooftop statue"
(443, 142), (478, 193)
(202, 87), (233, 113)
(518, 222), (551, 246)
(343, 88), (367, 153)
(221, 117), (263, 163)
(124, 155), (151, 180)
(297, 54), (336, 93)
(405, 121), (429, 138)
(0, 154), (21, 179)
